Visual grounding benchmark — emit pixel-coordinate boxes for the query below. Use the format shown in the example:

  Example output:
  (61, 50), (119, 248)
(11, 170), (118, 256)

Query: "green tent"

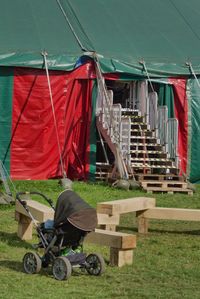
(0, 0), (200, 182)
(1, 0), (200, 76)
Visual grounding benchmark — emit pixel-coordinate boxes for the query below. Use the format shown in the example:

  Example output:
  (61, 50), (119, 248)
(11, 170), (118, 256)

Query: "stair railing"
(158, 106), (168, 153)
(94, 55), (129, 179)
(149, 91), (158, 137)
(121, 117), (131, 168)
(167, 118), (179, 167)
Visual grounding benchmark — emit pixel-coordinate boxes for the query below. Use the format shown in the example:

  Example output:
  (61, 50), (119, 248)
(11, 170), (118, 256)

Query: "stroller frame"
(17, 191), (105, 280)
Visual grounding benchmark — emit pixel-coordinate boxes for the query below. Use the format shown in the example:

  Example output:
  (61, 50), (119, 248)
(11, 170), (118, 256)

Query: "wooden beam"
(84, 229), (136, 249)
(97, 197), (156, 215)
(85, 229), (136, 267)
(17, 214), (33, 240)
(142, 207), (200, 221)
(15, 200), (54, 223)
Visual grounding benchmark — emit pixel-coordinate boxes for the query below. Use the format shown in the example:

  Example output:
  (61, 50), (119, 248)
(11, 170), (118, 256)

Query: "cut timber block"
(84, 229), (136, 267)
(15, 200), (54, 223)
(97, 213), (120, 231)
(142, 207), (200, 221)
(136, 211), (149, 234)
(97, 197), (156, 215)
(110, 248), (133, 267)
(17, 213), (33, 240)
(15, 200), (54, 240)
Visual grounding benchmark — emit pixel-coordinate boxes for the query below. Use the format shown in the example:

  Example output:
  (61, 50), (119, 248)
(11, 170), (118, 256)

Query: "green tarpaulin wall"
(187, 79), (200, 183)
(0, 0), (200, 76)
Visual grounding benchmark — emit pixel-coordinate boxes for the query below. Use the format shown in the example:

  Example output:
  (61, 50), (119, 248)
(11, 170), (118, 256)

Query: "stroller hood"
(54, 190), (97, 231)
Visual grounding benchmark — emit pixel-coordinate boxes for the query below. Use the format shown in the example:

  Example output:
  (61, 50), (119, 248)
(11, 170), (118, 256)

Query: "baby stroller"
(17, 191), (105, 280)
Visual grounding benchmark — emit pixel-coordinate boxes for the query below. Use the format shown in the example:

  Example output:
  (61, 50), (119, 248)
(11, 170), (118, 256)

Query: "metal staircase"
(95, 78), (193, 194)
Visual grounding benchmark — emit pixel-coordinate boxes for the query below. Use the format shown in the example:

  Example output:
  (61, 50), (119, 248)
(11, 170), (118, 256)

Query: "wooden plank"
(142, 207), (200, 221)
(84, 229), (136, 249)
(15, 200), (54, 223)
(97, 197), (156, 215)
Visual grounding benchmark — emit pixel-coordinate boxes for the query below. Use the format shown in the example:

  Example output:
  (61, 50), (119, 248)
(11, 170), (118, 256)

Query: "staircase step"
(130, 150), (168, 158)
(130, 143), (163, 151)
(131, 163), (177, 169)
(130, 136), (159, 143)
(131, 123), (149, 130)
(131, 129), (153, 137)
(131, 158), (173, 165)
(123, 115), (144, 122)
(121, 108), (141, 116)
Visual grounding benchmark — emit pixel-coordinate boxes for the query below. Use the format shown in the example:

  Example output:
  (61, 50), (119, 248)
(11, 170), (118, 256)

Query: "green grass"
(1, 180), (200, 299)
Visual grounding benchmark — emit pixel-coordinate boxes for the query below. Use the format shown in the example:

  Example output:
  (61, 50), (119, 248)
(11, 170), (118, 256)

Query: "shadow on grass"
(0, 231), (33, 249)
(0, 260), (23, 272)
(117, 225), (200, 236)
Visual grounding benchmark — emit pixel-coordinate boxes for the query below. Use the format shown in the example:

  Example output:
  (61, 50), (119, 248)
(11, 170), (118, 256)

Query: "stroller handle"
(16, 191), (55, 210)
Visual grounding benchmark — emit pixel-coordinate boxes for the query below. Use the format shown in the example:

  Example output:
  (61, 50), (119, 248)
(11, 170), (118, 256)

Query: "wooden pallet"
(134, 173), (184, 182)
(141, 180), (188, 189)
(144, 186), (193, 195)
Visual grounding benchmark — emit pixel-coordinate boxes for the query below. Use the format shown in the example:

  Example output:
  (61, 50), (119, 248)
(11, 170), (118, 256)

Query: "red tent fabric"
(11, 64), (94, 179)
(169, 78), (188, 175)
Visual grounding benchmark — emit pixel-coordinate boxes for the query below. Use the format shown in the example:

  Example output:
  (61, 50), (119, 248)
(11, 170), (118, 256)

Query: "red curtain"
(11, 65), (93, 179)
(169, 78), (188, 174)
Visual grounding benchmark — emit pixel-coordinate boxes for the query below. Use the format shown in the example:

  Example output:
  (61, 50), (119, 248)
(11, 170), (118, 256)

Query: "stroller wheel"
(85, 253), (105, 276)
(52, 257), (72, 281)
(23, 252), (42, 274)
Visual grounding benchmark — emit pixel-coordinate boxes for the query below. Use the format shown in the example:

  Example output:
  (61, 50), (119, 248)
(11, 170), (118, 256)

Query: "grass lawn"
(1, 180), (200, 299)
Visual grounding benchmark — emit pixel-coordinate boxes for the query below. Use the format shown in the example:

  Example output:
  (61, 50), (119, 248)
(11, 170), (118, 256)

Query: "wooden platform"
(135, 173), (184, 181)
(141, 180), (188, 189)
(145, 187), (193, 195)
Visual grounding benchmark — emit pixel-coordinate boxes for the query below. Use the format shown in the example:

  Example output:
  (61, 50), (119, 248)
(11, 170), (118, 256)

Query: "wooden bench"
(97, 197), (156, 216)
(97, 197), (156, 232)
(15, 200), (136, 267)
(15, 199), (54, 240)
(15, 200), (120, 239)
(85, 229), (136, 267)
(136, 207), (200, 233)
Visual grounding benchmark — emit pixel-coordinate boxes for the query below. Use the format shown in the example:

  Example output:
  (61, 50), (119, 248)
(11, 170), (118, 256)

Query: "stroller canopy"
(54, 190), (97, 231)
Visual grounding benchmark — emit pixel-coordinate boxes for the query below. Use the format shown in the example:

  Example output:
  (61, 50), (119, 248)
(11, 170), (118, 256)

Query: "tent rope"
(42, 51), (66, 178)
(56, 0), (86, 51)
(186, 62), (200, 88)
(139, 60), (155, 93)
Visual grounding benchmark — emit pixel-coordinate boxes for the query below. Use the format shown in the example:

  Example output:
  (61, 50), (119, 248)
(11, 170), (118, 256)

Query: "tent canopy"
(1, 0), (200, 75)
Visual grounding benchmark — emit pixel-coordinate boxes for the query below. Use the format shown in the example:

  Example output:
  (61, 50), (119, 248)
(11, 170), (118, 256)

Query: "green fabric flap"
(0, 67), (13, 173)
(158, 84), (175, 118)
(187, 78), (200, 183)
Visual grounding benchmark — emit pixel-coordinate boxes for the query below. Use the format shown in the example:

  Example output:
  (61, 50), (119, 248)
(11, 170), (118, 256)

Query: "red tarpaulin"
(169, 78), (188, 175)
(11, 63), (94, 179)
